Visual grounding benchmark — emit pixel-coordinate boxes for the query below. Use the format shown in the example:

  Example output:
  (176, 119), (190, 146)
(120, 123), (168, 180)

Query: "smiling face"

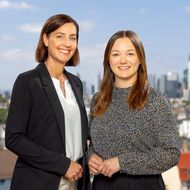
(109, 37), (140, 88)
(43, 22), (77, 66)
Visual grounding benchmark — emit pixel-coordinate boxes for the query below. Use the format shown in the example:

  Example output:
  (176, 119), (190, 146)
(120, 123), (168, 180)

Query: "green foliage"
(0, 108), (8, 124)
(0, 95), (8, 103)
(182, 100), (190, 106)
(0, 94), (9, 123)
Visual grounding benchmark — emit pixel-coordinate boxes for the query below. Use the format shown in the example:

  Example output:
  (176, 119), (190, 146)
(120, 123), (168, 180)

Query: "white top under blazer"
(51, 77), (82, 190)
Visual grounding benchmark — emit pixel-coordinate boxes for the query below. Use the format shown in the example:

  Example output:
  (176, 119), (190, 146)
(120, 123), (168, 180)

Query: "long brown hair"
(92, 30), (149, 117)
(35, 14), (80, 66)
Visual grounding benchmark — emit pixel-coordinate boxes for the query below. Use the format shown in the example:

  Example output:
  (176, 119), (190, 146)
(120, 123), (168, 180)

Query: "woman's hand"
(99, 157), (120, 177)
(65, 161), (83, 181)
(88, 154), (103, 175)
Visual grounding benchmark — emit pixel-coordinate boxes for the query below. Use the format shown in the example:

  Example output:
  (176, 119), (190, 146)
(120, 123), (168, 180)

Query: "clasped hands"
(65, 160), (83, 181)
(88, 154), (120, 178)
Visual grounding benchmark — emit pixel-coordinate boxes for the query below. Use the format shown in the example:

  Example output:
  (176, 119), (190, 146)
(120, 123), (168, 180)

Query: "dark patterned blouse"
(87, 86), (181, 175)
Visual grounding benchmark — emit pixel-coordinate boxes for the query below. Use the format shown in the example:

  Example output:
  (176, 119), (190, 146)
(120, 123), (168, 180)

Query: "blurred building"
(148, 73), (156, 88)
(183, 68), (188, 90)
(178, 152), (190, 190)
(158, 74), (167, 95)
(188, 55), (190, 91)
(179, 120), (190, 139)
(166, 72), (181, 98)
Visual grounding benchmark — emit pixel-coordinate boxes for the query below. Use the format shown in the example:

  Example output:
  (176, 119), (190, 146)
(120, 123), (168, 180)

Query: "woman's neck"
(114, 81), (133, 88)
(45, 60), (65, 79)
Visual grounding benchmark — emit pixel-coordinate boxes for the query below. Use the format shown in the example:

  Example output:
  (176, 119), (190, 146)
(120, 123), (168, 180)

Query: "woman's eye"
(56, 35), (63, 39)
(128, 53), (134, 56)
(112, 53), (119, 56)
(70, 37), (76, 41)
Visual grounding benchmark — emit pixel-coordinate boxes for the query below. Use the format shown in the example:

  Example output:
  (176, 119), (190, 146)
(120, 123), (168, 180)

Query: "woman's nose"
(120, 55), (127, 64)
(63, 38), (71, 47)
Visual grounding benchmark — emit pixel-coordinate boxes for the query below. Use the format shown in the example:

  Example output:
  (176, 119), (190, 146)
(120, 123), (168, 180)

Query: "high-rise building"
(158, 74), (167, 95)
(183, 68), (188, 89)
(188, 55), (190, 90)
(166, 72), (181, 98)
(97, 72), (102, 90)
(167, 71), (179, 81)
(82, 81), (88, 96)
(91, 84), (95, 95)
(148, 74), (156, 88)
(183, 55), (190, 100)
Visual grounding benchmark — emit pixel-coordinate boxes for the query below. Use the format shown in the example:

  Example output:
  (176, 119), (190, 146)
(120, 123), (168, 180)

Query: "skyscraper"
(166, 72), (181, 98)
(159, 74), (167, 95)
(188, 55), (190, 90)
(148, 74), (156, 88)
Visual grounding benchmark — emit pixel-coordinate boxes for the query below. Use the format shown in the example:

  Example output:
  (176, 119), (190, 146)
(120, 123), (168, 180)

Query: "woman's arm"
(5, 74), (71, 176)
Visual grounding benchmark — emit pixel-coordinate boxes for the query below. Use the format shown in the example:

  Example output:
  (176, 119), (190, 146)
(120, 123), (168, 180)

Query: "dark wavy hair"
(35, 14), (80, 66)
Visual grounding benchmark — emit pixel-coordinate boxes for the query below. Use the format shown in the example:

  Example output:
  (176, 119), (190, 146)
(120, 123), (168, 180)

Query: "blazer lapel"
(35, 63), (66, 150)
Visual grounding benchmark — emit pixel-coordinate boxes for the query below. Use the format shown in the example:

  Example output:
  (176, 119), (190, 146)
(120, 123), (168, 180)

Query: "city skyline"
(0, 0), (190, 91)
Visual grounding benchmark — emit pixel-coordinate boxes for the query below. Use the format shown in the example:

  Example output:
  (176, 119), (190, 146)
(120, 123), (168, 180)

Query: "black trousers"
(92, 173), (165, 190)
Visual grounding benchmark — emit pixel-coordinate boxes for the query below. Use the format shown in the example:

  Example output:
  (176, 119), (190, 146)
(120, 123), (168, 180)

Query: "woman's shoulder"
(18, 68), (37, 78)
(148, 86), (171, 107)
(91, 91), (99, 101)
(15, 68), (38, 84)
(11, 68), (39, 93)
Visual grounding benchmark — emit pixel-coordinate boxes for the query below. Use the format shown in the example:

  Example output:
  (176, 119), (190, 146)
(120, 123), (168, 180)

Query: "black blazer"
(5, 62), (90, 190)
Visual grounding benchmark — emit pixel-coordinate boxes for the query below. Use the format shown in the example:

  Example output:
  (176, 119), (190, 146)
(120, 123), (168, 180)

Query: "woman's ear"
(43, 33), (48, 47)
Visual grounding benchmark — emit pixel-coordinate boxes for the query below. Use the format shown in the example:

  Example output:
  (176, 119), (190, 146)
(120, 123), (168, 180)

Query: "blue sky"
(0, 0), (190, 91)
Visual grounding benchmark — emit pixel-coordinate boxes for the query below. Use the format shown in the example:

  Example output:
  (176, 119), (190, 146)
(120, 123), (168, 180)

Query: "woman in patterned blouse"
(87, 30), (181, 190)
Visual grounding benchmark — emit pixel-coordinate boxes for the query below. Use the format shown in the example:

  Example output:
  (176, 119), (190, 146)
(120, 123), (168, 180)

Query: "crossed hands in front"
(64, 154), (120, 181)
(88, 154), (120, 177)
(65, 161), (83, 181)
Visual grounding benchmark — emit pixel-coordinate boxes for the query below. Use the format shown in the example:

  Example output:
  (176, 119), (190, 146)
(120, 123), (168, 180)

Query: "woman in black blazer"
(5, 14), (90, 190)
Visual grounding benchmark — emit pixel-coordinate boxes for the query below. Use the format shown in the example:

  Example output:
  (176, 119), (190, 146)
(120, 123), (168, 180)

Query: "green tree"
(0, 108), (8, 124)
(0, 95), (8, 103)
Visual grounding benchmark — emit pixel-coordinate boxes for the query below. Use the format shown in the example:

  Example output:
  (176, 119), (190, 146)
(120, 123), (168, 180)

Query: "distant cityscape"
(0, 55), (190, 189)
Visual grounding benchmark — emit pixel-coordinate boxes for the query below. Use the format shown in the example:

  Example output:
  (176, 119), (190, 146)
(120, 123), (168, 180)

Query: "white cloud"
(1, 49), (23, 60)
(79, 21), (95, 33)
(18, 20), (95, 34)
(18, 23), (42, 33)
(184, 6), (190, 13)
(0, 48), (34, 61)
(0, 0), (34, 10)
(0, 34), (15, 41)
